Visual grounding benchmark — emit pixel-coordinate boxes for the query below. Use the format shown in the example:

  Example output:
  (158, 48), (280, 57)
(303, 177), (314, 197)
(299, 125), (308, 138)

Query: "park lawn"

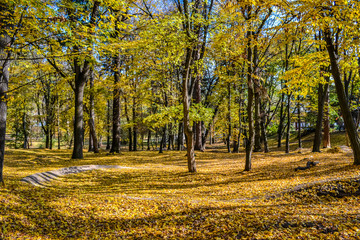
(1, 138), (360, 239)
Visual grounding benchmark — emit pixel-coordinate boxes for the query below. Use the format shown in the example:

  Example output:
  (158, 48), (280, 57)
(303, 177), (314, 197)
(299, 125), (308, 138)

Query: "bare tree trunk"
(177, 122), (183, 151)
(297, 98), (302, 150)
(260, 110), (269, 153)
(194, 77), (202, 151)
(285, 93), (291, 153)
(132, 98), (137, 151)
(323, 85), (331, 148)
(0, 3), (11, 184)
(147, 129), (151, 151)
(245, 32), (254, 171)
(110, 23), (122, 154)
(124, 97), (132, 151)
(71, 1), (99, 159)
(313, 82), (329, 152)
(233, 93), (242, 153)
(159, 125), (166, 153)
(106, 100), (111, 150)
(277, 92), (285, 148)
(183, 48), (196, 172)
(324, 27), (360, 164)
(227, 83), (231, 153)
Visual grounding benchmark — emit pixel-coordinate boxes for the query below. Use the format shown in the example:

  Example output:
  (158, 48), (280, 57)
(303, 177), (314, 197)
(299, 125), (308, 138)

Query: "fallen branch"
(295, 161), (319, 171)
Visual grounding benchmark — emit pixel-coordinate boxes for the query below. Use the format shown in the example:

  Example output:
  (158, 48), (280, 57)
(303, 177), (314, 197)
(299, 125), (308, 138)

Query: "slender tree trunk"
(324, 28), (360, 164)
(22, 110), (28, 149)
(45, 130), (50, 149)
(260, 110), (269, 153)
(285, 94), (291, 153)
(183, 48), (196, 172)
(277, 92), (285, 148)
(132, 98), (137, 151)
(147, 129), (151, 151)
(323, 85), (331, 148)
(227, 83), (231, 153)
(88, 118), (99, 153)
(124, 97), (132, 151)
(159, 125), (166, 153)
(106, 100), (111, 150)
(88, 134), (93, 152)
(57, 102), (61, 150)
(313, 82), (328, 152)
(177, 122), (183, 151)
(110, 55), (121, 153)
(245, 32), (254, 171)
(194, 77), (202, 150)
(297, 98), (302, 150)
(233, 94), (242, 153)
(254, 88), (262, 152)
(50, 129), (53, 150)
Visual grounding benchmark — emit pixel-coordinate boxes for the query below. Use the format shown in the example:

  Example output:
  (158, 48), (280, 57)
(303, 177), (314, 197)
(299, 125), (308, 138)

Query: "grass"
(1, 132), (360, 239)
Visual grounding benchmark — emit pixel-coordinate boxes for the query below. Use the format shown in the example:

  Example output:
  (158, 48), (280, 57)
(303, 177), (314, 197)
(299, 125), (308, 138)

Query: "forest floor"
(1, 132), (360, 239)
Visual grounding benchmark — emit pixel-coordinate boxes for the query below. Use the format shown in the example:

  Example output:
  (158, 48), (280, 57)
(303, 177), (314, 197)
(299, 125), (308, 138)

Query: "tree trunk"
(260, 110), (269, 153)
(132, 98), (137, 151)
(254, 94), (262, 152)
(177, 122), (183, 151)
(285, 94), (291, 153)
(88, 133), (93, 152)
(194, 77), (202, 151)
(159, 125), (166, 153)
(71, 1), (99, 159)
(106, 100), (111, 150)
(313, 83), (329, 152)
(147, 129), (151, 151)
(277, 92), (285, 148)
(183, 48), (196, 172)
(88, 118), (99, 153)
(245, 32), (254, 171)
(71, 73), (86, 159)
(233, 94), (242, 153)
(297, 98), (302, 150)
(0, 2), (11, 183)
(324, 28), (360, 164)
(227, 83), (232, 153)
(110, 54), (121, 153)
(323, 85), (331, 148)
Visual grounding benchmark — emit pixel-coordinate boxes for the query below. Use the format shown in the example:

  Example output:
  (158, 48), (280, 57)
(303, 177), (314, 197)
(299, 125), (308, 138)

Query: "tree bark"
(0, 2), (11, 183)
(285, 93), (291, 153)
(72, 72), (86, 159)
(147, 129), (151, 151)
(183, 48), (196, 172)
(106, 100), (111, 150)
(132, 97), (137, 151)
(245, 31), (254, 171)
(71, 1), (99, 159)
(227, 83), (231, 153)
(313, 82), (329, 152)
(177, 122), (183, 151)
(277, 92), (285, 148)
(110, 13), (122, 154)
(297, 98), (302, 150)
(324, 28), (360, 164)
(323, 85), (331, 148)
(194, 77), (202, 151)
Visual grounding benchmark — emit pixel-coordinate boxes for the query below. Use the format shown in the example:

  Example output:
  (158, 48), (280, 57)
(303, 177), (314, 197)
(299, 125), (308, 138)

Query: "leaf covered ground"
(1, 137), (360, 239)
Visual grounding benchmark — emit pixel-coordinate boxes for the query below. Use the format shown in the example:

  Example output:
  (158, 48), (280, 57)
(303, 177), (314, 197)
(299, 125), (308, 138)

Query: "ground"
(1, 133), (360, 239)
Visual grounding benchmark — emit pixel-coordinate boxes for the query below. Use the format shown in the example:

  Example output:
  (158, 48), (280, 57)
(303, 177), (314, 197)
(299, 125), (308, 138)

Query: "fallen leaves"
(1, 141), (360, 239)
